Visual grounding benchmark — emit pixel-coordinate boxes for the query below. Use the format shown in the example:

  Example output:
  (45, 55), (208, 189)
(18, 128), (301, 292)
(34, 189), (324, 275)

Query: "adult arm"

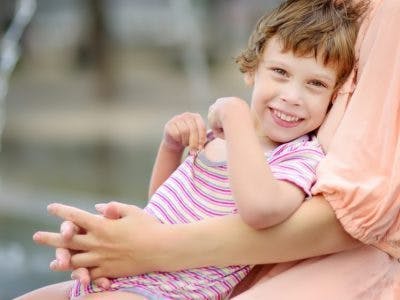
(149, 195), (359, 270)
(34, 195), (359, 279)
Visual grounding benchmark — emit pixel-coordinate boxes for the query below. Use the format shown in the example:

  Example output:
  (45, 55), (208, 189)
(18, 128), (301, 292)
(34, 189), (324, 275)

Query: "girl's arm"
(148, 112), (206, 197)
(148, 141), (184, 197)
(209, 98), (305, 229)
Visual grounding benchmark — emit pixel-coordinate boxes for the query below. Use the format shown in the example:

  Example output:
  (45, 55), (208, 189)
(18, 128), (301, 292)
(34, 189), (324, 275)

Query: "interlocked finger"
(33, 231), (92, 251)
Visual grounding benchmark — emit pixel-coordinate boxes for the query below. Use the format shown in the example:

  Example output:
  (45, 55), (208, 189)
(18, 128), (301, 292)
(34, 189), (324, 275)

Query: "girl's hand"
(33, 202), (164, 280)
(163, 112), (207, 154)
(208, 97), (248, 139)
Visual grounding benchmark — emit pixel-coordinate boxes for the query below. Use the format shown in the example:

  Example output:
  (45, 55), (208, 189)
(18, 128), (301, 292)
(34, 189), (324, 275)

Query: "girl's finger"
(93, 277), (112, 290)
(194, 114), (207, 149)
(71, 267), (91, 287)
(185, 115), (199, 151)
(174, 118), (189, 147)
(97, 202), (121, 219)
(60, 220), (81, 240)
(89, 267), (106, 280)
(54, 247), (72, 270)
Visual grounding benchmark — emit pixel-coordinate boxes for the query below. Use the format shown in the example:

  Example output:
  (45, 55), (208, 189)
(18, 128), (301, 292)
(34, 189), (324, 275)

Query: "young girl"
(25, 0), (368, 299)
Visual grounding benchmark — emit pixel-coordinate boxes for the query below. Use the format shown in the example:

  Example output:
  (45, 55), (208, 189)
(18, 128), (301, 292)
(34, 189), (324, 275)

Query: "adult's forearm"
(154, 195), (360, 271)
(36, 198), (360, 279)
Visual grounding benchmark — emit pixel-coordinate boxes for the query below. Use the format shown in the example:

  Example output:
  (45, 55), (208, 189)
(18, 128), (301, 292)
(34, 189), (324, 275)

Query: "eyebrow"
(311, 73), (336, 84)
(263, 60), (336, 83)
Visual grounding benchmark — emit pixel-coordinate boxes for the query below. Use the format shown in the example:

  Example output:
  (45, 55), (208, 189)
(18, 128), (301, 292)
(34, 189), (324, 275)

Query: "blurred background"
(0, 0), (281, 298)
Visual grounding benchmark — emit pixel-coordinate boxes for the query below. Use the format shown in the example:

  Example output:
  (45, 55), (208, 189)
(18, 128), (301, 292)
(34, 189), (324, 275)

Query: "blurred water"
(1, 141), (159, 201)
(0, 213), (69, 299)
(0, 142), (156, 299)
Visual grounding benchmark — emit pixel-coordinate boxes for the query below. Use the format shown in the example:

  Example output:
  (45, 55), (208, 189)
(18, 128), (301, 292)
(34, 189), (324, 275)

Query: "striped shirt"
(71, 134), (324, 300)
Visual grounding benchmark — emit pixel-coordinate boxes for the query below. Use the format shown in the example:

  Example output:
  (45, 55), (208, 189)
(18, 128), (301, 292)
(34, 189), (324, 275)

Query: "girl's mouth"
(270, 109), (303, 128)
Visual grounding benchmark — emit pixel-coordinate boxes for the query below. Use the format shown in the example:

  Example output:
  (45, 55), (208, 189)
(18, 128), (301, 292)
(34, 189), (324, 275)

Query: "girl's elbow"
(239, 204), (290, 229)
(239, 209), (273, 230)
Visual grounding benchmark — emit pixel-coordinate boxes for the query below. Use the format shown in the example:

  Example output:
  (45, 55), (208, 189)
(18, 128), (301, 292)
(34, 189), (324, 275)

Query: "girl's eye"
(272, 68), (287, 76)
(309, 80), (327, 88)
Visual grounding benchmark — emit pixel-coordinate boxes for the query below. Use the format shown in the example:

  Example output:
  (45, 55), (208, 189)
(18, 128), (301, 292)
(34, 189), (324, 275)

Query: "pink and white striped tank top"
(72, 134), (324, 299)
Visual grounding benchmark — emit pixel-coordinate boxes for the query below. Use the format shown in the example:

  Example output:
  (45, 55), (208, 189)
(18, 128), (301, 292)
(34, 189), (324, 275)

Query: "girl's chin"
(267, 132), (301, 144)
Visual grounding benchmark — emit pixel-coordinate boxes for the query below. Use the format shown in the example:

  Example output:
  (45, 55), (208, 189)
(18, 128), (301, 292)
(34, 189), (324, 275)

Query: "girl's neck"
(258, 135), (280, 153)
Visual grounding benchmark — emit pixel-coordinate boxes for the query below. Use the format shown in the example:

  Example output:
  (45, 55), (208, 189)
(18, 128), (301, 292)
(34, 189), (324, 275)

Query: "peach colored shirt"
(314, 0), (400, 259)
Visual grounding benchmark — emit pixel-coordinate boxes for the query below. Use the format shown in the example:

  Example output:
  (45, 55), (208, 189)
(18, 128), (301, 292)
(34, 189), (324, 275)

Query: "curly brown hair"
(236, 0), (370, 89)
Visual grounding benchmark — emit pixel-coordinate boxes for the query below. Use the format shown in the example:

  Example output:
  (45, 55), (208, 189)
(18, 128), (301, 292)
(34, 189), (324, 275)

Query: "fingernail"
(71, 273), (77, 280)
(50, 260), (58, 270)
(47, 203), (57, 213)
(95, 203), (106, 210)
(99, 282), (107, 289)
(95, 203), (107, 214)
(32, 232), (40, 240)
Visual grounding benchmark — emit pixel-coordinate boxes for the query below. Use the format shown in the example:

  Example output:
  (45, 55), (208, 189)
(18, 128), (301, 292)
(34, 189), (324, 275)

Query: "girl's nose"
(279, 82), (303, 106)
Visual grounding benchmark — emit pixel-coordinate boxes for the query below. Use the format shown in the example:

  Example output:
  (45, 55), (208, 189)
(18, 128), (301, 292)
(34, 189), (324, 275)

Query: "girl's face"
(248, 37), (337, 149)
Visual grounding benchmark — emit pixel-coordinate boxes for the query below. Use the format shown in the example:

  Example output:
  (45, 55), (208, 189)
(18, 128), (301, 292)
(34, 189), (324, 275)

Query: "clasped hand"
(33, 202), (162, 289)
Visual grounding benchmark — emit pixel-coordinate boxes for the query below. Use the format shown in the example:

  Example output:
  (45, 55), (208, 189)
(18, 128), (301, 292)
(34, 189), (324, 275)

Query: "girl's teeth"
(274, 110), (300, 122)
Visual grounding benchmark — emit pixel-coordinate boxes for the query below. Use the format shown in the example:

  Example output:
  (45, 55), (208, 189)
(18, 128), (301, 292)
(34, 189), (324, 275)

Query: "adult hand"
(33, 202), (162, 280)
(48, 203), (122, 289)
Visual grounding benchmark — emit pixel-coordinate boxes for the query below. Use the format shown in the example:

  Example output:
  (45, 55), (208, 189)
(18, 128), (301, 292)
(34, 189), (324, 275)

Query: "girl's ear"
(244, 72), (254, 87)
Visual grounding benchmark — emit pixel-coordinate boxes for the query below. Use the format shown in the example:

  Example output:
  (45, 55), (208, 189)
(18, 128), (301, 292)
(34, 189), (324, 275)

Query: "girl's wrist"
(160, 139), (185, 153)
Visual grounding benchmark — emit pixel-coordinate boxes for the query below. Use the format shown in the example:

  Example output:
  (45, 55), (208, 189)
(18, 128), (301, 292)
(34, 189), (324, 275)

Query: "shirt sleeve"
(313, 0), (400, 259)
(269, 137), (325, 197)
